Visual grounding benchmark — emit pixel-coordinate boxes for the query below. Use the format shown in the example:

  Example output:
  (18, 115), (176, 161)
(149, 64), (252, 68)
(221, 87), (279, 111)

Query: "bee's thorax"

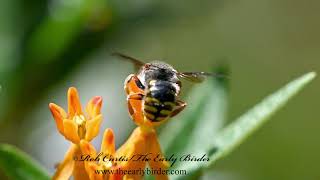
(137, 61), (179, 87)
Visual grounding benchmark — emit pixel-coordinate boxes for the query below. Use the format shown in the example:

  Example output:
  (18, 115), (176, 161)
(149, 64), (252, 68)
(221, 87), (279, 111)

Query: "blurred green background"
(0, 0), (319, 179)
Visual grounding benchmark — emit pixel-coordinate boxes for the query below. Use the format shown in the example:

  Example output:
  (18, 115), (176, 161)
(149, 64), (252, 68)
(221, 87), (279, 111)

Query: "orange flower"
(114, 127), (170, 180)
(80, 128), (122, 180)
(49, 87), (103, 180)
(53, 144), (89, 180)
(49, 87), (103, 144)
(49, 87), (170, 180)
(80, 127), (169, 180)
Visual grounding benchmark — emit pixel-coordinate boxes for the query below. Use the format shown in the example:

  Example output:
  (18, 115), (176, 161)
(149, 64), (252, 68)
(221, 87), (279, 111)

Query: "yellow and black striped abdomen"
(143, 80), (178, 122)
(143, 97), (175, 122)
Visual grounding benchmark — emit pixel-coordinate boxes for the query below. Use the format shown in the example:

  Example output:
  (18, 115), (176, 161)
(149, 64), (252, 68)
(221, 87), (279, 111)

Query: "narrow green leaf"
(0, 144), (50, 180)
(172, 72), (316, 180)
(207, 72), (316, 166)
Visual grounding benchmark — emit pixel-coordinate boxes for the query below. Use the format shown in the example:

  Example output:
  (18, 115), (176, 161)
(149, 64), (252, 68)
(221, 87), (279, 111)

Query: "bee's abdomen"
(143, 80), (178, 122)
(143, 97), (175, 122)
(149, 81), (176, 102)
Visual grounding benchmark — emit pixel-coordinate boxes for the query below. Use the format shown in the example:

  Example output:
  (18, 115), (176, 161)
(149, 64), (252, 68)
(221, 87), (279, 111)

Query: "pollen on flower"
(101, 161), (113, 169)
(73, 114), (86, 125)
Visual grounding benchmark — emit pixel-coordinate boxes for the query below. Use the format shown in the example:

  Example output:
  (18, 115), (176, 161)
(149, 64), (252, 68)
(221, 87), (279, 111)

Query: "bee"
(113, 53), (215, 127)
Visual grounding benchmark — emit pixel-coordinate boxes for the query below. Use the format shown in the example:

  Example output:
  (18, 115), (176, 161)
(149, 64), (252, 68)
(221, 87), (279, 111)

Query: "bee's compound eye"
(135, 79), (145, 89)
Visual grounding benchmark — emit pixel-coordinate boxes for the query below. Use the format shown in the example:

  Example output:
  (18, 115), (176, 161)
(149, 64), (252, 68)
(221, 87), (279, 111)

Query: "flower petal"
(148, 132), (170, 172)
(52, 144), (76, 180)
(80, 140), (97, 156)
(63, 119), (80, 144)
(109, 172), (123, 180)
(86, 96), (102, 118)
(115, 127), (148, 172)
(49, 103), (66, 134)
(73, 145), (90, 180)
(86, 163), (104, 180)
(100, 128), (115, 155)
(80, 140), (103, 180)
(68, 87), (83, 117)
(85, 114), (102, 142)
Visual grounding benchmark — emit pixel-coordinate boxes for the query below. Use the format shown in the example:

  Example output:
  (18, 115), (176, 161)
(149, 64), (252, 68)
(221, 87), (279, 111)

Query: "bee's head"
(137, 61), (180, 86)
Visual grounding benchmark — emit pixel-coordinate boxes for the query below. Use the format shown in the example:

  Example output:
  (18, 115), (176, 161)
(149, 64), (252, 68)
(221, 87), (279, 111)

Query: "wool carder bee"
(113, 53), (215, 127)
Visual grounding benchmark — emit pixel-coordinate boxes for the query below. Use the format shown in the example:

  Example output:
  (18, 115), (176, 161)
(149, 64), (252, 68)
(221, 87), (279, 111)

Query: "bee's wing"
(178, 72), (226, 83)
(112, 52), (145, 72)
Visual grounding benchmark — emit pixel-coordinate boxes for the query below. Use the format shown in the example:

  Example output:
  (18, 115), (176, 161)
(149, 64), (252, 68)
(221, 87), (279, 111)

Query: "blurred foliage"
(0, 144), (50, 180)
(0, 0), (319, 179)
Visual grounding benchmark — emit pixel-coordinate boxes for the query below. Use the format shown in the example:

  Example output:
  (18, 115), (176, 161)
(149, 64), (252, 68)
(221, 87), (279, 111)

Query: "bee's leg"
(170, 100), (187, 117)
(124, 74), (145, 95)
(124, 74), (135, 95)
(127, 93), (145, 126)
(127, 93), (144, 100)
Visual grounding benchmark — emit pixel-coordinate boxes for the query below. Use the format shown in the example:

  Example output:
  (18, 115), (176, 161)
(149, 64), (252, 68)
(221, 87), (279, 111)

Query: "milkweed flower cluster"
(49, 87), (169, 180)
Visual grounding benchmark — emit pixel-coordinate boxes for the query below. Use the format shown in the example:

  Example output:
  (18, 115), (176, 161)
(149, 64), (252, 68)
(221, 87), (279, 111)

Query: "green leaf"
(0, 144), (50, 180)
(172, 72), (316, 180)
